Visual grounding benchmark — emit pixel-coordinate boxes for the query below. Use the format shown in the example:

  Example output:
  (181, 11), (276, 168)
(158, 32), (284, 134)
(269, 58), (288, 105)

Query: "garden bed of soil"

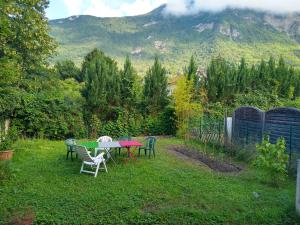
(168, 145), (243, 173)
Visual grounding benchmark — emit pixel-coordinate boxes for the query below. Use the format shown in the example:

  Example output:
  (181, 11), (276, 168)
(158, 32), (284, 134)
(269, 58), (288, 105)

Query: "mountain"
(49, 5), (300, 74)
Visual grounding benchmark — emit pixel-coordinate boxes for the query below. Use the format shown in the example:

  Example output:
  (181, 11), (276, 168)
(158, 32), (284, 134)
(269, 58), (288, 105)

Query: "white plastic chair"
(95, 136), (114, 162)
(75, 145), (107, 177)
(96, 136), (113, 143)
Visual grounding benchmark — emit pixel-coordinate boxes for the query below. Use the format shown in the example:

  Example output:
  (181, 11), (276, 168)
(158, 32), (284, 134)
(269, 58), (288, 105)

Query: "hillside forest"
(2, 0), (300, 139)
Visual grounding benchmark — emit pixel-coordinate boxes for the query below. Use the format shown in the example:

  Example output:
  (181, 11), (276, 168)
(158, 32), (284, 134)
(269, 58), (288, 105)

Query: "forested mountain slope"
(50, 5), (300, 74)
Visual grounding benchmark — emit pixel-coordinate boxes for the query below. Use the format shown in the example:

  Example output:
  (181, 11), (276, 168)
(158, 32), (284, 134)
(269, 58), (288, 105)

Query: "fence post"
(246, 121), (249, 146)
(218, 120), (221, 146)
(296, 160), (300, 216)
(224, 117), (227, 147)
(289, 125), (293, 169)
(261, 111), (265, 143)
(199, 117), (202, 140)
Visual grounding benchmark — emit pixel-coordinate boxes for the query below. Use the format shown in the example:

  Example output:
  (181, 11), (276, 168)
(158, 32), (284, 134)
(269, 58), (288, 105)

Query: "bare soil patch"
(168, 145), (243, 173)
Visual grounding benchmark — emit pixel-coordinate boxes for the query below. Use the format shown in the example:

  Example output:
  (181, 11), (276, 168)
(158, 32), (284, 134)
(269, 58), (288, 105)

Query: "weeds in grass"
(0, 161), (12, 184)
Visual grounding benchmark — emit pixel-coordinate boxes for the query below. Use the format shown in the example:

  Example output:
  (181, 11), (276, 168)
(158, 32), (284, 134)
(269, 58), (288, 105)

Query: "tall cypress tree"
(120, 56), (138, 108)
(186, 55), (198, 82)
(143, 56), (168, 114)
(81, 49), (120, 119)
(206, 58), (216, 102)
(236, 57), (248, 93)
(268, 56), (276, 79)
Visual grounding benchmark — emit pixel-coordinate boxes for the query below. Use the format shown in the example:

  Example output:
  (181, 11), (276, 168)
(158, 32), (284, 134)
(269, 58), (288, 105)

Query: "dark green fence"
(186, 107), (300, 171)
(186, 116), (224, 147)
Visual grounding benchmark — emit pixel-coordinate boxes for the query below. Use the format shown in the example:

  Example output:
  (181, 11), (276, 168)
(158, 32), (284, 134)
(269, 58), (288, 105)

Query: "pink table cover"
(119, 140), (142, 147)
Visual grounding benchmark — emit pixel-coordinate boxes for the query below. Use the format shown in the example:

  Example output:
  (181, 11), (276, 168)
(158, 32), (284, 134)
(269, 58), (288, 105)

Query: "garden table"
(119, 140), (142, 161)
(79, 140), (142, 161)
(79, 141), (120, 155)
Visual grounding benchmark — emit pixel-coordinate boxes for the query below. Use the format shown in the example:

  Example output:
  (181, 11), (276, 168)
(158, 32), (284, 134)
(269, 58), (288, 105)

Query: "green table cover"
(79, 141), (98, 149)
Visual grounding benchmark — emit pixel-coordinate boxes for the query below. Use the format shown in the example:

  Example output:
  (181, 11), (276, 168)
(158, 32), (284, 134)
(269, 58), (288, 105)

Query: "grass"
(0, 137), (298, 224)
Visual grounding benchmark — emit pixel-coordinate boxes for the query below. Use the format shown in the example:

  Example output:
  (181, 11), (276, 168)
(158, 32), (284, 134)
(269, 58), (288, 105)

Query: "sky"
(46, 0), (166, 19)
(46, 0), (300, 20)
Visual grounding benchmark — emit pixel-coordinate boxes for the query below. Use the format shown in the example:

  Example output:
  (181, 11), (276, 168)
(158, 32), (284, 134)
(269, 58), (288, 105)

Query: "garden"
(1, 1), (300, 224)
(0, 138), (298, 224)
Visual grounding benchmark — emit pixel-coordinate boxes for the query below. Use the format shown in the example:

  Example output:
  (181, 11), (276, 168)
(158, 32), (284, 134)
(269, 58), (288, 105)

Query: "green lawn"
(0, 138), (298, 224)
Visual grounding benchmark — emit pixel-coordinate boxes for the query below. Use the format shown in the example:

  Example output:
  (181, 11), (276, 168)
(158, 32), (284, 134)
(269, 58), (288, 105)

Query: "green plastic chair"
(138, 136), (156, 158)
(65, 139), (77, 161)
(117, 136), (131, 155)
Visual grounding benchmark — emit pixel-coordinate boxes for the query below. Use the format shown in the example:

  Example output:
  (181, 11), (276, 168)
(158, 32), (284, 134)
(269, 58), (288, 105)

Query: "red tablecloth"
(119, 140), (142, 147)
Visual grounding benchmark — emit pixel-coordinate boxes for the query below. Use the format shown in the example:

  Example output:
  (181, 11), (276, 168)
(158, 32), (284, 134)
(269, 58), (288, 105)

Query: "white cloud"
(164, 0), (300, 16)
(62, 0), (300, 18)
(84, 0), (124, 17)
(119, 0), (166, 16)
(63, 0), (167, 18)
(63, 0), (85, 16)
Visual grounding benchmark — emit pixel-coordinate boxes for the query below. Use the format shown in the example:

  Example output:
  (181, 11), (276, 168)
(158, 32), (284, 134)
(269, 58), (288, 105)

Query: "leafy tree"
(173, 76), (202, 137)
(0, 0), (55, 123)
(55, 60), (80, 81)
(143, 56), (168, 114)
(1, 0), (55, 74)
(13, 74), (86, 139)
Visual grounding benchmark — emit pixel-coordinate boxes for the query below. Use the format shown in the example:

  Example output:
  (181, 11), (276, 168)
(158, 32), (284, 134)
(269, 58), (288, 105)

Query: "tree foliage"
(1, 0), (55, 73)
(81, 49), (121, 119)
(0, 0), (55, 117)
(205, 56), (300, 105)
(55, 60), (80, 81)
(2, 0), (300, 140)
(186, 55), (197, 82)
(120, 56), (139, 109)
(173, 76), (202, 137)
(143, 56), (169, 114)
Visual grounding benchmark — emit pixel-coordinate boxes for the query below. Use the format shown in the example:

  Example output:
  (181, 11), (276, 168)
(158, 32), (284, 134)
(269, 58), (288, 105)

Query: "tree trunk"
(4, 118), (10, 135)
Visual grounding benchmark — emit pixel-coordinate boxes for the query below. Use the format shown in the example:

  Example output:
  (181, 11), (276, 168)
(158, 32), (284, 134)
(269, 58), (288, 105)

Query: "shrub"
(99, 110), (143, 138)
(142, 115), (164, 135)
(97, 107), (176, 138)
(88, 114), (101, 138)
(101, 121), (127, 138)
(160, 105), (177, 135)
(254, 136), (289, 186)
(0, 126), (18, 151)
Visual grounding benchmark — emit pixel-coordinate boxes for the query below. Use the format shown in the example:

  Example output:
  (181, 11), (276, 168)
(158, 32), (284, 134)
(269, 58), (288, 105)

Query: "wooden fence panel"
(265, 107), (300, 153)
(232, 107), (264, 147)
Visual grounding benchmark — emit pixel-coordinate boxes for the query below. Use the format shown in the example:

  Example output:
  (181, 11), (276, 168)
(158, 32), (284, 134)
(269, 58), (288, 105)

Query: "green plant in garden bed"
(0, 138), (298, 224)
(254, 136), (289, 187)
